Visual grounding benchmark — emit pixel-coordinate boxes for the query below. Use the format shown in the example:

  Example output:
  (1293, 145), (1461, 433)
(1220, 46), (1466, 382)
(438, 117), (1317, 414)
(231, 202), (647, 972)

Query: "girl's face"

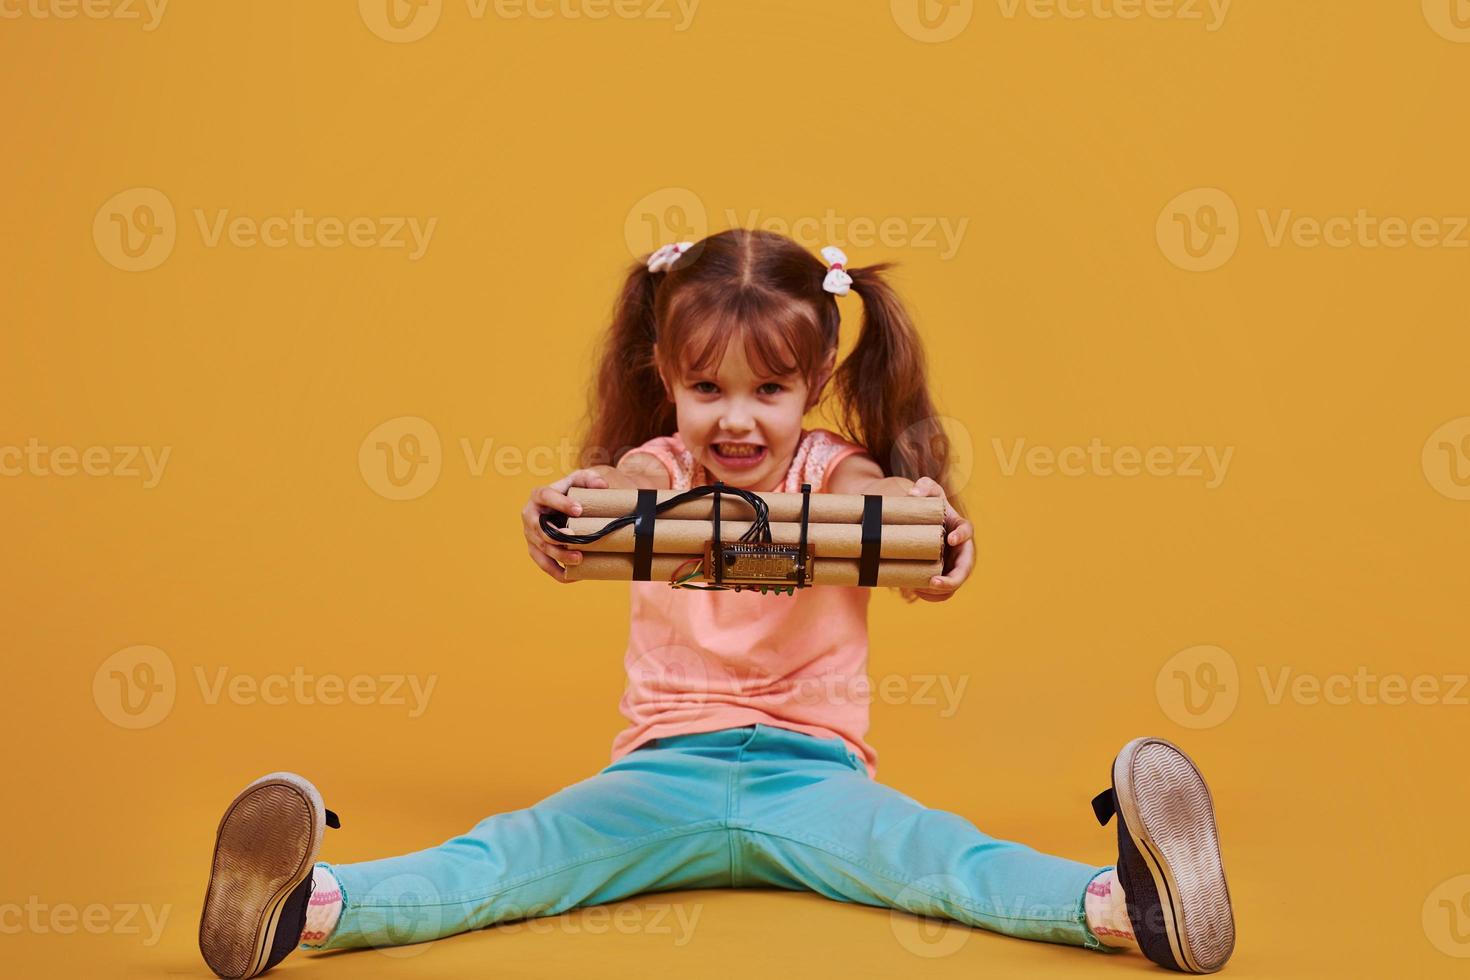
(660, 341), (830, 491)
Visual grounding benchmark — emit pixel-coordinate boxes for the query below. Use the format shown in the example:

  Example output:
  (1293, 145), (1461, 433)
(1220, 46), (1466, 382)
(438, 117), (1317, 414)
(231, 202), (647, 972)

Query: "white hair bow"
(821, 246), (852, 296)
(647, 241), (693, 273)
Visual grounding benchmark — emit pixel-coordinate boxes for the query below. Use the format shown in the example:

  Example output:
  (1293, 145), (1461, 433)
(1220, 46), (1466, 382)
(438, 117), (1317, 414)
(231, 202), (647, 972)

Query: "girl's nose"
(719, 408), (755, 434)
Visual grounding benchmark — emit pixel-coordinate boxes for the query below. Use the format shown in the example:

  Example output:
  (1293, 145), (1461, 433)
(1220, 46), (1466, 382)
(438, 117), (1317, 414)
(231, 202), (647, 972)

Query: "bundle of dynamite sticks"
(559, 484), (947, 592)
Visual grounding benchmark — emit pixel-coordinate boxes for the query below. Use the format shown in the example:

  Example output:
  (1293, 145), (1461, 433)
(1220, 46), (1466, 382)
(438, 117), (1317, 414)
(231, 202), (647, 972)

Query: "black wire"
(539, 483), (772, 546)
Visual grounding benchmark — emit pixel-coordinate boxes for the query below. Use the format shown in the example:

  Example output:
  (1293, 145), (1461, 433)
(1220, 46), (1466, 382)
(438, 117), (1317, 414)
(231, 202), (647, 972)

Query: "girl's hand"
(522, 468), (609, 583)
(899, 476), (974, 603)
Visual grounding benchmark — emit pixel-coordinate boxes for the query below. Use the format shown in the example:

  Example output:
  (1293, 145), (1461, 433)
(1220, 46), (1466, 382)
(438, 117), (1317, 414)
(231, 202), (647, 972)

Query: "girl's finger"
(533, 485), (584, 516)
(946, 518), (973, 548)
(529, 521), (583, 560)
(526, 544), (569, 582)
(933, 538), (975, 588)
(546, 543), (583, 566)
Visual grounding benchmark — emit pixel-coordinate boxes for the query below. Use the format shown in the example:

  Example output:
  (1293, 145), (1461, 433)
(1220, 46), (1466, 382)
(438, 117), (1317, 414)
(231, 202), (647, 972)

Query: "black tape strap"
(632, 488), (658, 581)
(796, 483), (812, 587)
(711, 482), (724, 585)
(858, 494), (883, 587)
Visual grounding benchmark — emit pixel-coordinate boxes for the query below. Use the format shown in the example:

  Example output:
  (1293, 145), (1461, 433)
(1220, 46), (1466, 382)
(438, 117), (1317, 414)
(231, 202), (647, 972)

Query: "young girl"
(197, 229), (1235, 977)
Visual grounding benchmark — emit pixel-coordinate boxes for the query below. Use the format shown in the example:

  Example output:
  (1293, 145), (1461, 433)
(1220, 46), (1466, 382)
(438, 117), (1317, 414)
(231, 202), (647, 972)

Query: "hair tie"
(647, 242), (693, 273)
(821, 246), (852, 296)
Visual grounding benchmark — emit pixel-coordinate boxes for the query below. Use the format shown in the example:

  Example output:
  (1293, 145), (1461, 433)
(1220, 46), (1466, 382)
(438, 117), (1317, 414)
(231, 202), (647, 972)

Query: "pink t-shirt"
(608, 428), (882, 777)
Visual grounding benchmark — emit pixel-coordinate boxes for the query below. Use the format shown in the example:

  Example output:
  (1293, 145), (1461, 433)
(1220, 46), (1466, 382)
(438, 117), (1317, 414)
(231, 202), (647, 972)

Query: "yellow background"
(3, 1), (1469, 977)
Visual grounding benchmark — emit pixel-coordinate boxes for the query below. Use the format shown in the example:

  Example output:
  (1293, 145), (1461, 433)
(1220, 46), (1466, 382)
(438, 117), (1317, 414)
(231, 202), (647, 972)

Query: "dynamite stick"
(567, 487), (942, 525)
(564, 553), (945, 589)
(563, 518), (942, 561)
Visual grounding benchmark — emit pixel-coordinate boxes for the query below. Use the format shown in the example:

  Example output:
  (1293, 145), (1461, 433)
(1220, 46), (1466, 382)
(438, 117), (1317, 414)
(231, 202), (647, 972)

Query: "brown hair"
(578, 228), (962, 508)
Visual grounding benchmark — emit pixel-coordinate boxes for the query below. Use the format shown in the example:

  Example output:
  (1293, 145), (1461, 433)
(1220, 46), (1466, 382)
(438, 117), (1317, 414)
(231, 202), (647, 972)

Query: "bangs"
(663, 285), (824, 385)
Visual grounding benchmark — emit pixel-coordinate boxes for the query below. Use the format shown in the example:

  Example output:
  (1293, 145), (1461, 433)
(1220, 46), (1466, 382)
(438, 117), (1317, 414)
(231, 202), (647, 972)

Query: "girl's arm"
(586, 451), (672, 491)
(826, 452), (912, 496)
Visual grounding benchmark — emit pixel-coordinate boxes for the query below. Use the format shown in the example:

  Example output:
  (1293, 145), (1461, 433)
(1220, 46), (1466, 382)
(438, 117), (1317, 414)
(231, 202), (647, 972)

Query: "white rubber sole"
(199, 772), (325, 979)
(1113, 738), (1235, 973)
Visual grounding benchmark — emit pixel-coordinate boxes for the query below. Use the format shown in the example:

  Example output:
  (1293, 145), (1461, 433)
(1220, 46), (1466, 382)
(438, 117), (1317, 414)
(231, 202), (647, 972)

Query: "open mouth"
(710, 442), (767, 469)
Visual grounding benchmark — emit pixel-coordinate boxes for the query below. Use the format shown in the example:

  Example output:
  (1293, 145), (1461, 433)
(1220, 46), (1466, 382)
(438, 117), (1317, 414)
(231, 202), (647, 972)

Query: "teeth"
(716, 443), (761, 457)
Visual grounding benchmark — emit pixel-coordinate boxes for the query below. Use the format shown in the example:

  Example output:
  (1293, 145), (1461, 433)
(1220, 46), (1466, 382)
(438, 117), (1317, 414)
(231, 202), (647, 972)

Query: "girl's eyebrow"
(681, 368), (797, 384)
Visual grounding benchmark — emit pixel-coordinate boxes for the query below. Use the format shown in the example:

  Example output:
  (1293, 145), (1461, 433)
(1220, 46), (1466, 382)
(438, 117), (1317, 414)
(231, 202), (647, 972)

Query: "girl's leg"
(314, 738), (736, 951)
(731, 726), (1109, 950)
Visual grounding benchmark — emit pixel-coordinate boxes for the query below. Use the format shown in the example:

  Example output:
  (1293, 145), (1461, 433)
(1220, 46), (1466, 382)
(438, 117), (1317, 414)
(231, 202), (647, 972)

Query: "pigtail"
(836, 264), (964, 514)
(577, 258), (677, 468)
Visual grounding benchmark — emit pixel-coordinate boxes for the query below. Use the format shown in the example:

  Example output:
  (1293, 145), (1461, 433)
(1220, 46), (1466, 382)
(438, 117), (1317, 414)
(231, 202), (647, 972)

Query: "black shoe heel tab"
(1090, 788), (1116, 826)
(325, 809), (341, 829)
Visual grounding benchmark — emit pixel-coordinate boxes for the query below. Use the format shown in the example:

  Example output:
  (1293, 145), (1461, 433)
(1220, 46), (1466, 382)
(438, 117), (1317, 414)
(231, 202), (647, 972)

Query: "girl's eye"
(693, 382), (719, 394)
(759, 383), (784, 395)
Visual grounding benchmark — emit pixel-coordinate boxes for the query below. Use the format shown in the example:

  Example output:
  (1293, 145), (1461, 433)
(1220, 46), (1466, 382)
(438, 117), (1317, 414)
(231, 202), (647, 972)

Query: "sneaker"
(1091, 738), (1235, 973)
(199, 772), (340, 979)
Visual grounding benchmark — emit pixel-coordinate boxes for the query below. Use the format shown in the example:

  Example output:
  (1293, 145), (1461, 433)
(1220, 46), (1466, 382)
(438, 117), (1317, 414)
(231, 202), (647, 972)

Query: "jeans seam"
(725, 727), (757, 886)
(738, 825), (1086, 926)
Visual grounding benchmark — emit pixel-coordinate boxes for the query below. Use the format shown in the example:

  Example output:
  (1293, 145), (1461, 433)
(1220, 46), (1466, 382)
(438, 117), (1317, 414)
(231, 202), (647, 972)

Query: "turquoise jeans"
(313, 724), (1110, 952)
